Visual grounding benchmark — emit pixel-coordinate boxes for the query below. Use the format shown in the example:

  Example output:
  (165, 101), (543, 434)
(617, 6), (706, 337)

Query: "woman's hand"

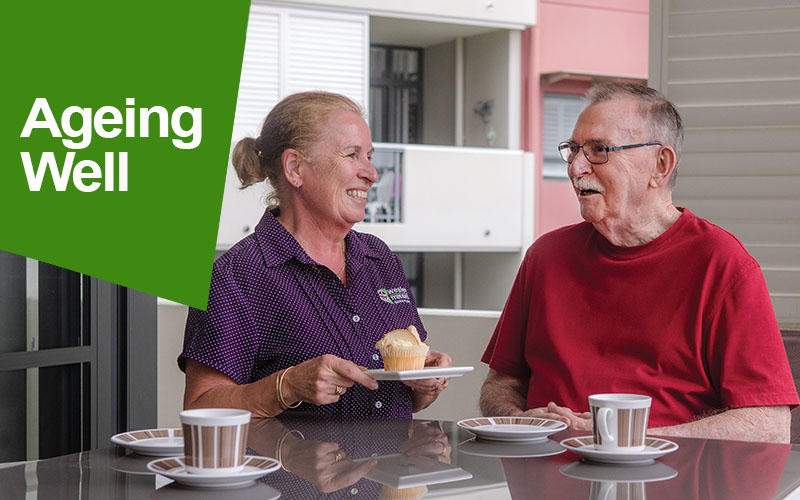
(283, 354), (378, 406)
(398, 420), (452, 464)
(282, 436), (377, 493)
(403, 349), (452, 396)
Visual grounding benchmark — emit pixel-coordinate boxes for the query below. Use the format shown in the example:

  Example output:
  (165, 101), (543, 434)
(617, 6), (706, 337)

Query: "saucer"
(559, 436), (678, 465)
(110, 428), (183, 456)
(147, 455), (280, 489)
(560, 461), (678, 483)
(457, 437), (565, 458)
(457, 417), (567, 442)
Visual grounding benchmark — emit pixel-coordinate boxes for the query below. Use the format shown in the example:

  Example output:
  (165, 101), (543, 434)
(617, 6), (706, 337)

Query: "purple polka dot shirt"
(179, 209), (426, 418)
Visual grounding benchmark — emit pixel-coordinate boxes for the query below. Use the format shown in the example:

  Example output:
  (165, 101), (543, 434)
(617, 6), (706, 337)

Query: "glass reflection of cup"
(589, 394), (651, 452)
(560, 460), (677, 500)
(180, 408), (251, 474)
(590, 480), (645, 500)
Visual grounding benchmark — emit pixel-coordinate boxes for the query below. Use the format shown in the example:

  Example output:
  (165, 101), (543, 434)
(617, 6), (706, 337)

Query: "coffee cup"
(179, 408), (251, 474)
(589, 394), (651, 452)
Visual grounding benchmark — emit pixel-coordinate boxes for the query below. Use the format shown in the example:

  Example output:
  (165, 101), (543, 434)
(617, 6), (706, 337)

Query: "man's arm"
(479, 369), (578, 424)
(479, 369), (529, 417)
(649, 405), (791, 444)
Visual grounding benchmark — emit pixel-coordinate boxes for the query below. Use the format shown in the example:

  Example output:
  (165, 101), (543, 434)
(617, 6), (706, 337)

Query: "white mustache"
(572, 179), (604, 192)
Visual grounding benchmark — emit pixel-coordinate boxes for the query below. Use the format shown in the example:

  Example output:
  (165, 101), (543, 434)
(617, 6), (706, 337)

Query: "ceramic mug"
(179, 408), (251, 474)
(589, 394), (651, 452)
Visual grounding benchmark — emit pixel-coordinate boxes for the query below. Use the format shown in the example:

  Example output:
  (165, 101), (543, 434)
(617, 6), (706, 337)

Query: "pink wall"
(525, 0), (649, 237)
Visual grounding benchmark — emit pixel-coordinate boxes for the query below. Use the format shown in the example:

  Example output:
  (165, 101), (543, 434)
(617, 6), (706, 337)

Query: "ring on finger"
(334, 385), (344, 396)
(333, 450), (343, 462)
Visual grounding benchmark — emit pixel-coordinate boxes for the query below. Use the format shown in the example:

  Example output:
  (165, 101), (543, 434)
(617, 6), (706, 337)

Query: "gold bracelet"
(277, 367), (302, 410)
(276, 429), (304, 472)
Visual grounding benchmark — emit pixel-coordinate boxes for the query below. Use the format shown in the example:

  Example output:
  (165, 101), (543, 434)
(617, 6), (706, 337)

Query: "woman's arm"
(184, 355), (379, 416)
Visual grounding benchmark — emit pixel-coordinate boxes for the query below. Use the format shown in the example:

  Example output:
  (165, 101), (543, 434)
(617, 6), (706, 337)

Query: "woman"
(179, 91), (451, 418)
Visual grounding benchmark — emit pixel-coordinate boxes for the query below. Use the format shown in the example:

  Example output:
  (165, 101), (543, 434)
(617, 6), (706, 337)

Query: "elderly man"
(480, 83), (798, 443)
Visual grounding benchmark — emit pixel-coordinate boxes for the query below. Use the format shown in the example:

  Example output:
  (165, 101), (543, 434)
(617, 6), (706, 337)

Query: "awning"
(540, 70), (647, 87)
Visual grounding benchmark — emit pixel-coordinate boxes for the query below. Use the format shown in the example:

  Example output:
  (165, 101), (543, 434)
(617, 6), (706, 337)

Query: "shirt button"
(375, 401), (383, 409)
(350, 488), (359, 495)
(352, 315), (360, 323)
(372, 354), (379, 361)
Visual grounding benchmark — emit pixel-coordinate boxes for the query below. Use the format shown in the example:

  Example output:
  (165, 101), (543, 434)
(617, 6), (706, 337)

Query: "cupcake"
(374, 325), (429, 371)
(378, 485), (428, 500)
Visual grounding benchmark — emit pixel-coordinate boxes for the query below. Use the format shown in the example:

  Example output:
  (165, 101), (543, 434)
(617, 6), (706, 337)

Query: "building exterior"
(217, 0), (650, 311)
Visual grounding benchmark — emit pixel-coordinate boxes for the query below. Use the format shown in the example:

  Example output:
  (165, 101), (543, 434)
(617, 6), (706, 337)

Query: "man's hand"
(523, 402), (592, 430)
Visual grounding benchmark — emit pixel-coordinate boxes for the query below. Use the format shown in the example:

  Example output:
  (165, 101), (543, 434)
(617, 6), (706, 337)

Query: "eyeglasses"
(558, 140), (662, 165)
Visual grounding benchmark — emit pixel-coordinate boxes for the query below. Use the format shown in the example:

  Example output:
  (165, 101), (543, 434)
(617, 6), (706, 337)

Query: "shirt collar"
(255, 209), (380, 270)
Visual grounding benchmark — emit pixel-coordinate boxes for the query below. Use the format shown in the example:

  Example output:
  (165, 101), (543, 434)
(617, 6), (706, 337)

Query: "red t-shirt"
(482, 209), (798, 427)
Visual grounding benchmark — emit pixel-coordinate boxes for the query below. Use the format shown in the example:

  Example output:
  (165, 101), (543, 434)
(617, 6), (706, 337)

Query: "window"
(0, 250), (156, 461)
(370, 45), (423, 144)
(364, 147), (402, 223)
(542, 93), (585, 179)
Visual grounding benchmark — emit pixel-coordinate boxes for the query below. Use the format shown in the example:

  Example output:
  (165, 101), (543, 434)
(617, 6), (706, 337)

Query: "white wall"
(156, 302), (499, 426)
(157, 301), (188, 428)
(355, 145), (528, 251)
(650, 0), (800, 327)
(415, 309), (500, 421)
(463, 30), (511, 149)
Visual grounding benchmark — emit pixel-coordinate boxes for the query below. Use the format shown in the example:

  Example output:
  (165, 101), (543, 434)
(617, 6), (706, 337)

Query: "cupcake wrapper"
(379, 344), (429, 371)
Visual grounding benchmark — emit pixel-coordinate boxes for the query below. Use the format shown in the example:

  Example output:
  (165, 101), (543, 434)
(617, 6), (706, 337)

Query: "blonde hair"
(231, 91), (363, 209)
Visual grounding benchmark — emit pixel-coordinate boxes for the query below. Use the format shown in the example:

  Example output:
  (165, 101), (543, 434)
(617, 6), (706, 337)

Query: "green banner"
(1, 1), (251, 309)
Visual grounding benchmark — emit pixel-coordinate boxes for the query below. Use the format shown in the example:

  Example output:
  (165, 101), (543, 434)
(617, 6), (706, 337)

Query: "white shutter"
(651, 0), (800, 325)
(542, 93), (585, 179)
(285, 10), (368, 110)
(232, 4), (281, 142)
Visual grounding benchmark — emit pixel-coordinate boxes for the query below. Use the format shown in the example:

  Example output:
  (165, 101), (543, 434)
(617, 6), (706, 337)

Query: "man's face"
(567, 98), (660, 229)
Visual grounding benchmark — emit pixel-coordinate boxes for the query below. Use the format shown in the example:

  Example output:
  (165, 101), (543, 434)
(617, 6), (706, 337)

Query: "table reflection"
(248, 414), (465, 498)
(492, 431), (791, 500)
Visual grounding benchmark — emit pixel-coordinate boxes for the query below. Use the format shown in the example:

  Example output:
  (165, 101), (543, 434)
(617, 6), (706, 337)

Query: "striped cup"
(179, 408), (250, 474)
(589, 394), (651, 452)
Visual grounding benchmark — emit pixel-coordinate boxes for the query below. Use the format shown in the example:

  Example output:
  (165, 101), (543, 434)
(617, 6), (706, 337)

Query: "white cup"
(589, 394), (651, 452)
(179, 408), (251, 474)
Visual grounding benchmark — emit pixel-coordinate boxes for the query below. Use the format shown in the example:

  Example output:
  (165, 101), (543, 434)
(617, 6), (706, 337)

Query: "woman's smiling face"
(297, 110), (378, 230)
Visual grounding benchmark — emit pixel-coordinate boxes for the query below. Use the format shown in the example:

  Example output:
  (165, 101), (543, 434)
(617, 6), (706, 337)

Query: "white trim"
(419, 307), (501, 318)
(259, 0), (528, 30)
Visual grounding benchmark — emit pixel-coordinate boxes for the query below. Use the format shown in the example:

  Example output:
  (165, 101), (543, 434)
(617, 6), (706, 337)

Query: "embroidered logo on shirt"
(378, 287), (410, 304)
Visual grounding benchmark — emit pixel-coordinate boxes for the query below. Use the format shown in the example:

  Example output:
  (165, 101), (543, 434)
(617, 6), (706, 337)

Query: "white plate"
(560, 460), (678, 483)
(366, 366), (473, 381)
(559, 436), (679, 465)
(147, 455), (280, 489)
(110, 428), (183, 456)
(457, 437), (565, 458)
(457, 417), (568, 442)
